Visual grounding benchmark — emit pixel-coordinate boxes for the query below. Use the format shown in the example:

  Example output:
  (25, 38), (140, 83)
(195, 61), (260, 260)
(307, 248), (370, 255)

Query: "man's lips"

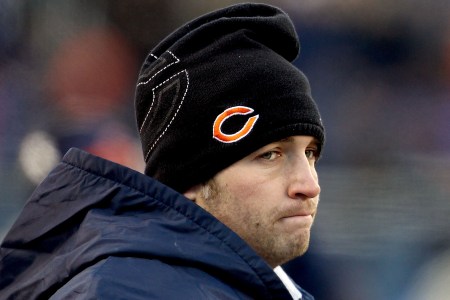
(278, 202), (317, 224)
(282, 210), (315, 218)
(279, 213), (314, 228)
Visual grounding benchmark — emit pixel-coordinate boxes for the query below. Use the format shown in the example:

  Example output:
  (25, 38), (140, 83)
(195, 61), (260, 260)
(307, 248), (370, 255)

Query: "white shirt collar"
(273, 266), (303, 300)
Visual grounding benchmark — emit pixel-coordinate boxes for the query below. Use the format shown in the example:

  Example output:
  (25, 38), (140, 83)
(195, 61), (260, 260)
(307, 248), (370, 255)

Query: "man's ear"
(183, 184), (203, 202)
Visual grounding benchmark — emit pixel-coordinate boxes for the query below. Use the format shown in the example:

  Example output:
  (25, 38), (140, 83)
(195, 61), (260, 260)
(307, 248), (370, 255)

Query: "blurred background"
(0, 0), (449, 299)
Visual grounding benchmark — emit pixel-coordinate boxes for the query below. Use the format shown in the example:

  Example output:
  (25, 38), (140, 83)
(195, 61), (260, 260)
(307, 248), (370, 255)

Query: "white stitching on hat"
(143, 69), (190, 162)
(138, 51), (181, 133)
(137, 51), (179, 88)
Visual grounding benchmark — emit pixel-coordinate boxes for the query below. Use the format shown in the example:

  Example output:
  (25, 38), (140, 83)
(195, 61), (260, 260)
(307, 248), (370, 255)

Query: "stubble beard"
(199, 180), (311, 268)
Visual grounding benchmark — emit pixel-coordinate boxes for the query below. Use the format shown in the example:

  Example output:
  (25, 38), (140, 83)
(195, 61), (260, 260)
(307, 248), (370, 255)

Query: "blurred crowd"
(0, 1), (449, 299)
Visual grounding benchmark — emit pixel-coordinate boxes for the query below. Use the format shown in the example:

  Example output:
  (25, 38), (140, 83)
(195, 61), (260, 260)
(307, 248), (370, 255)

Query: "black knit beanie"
(135, 3), (325, 193)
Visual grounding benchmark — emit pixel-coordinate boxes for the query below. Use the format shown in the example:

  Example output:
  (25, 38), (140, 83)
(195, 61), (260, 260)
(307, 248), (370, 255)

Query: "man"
(0, 3), (324, 300)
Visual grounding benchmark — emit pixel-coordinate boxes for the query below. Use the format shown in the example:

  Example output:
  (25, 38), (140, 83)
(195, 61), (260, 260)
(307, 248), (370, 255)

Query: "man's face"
(188, 135), (321, 267)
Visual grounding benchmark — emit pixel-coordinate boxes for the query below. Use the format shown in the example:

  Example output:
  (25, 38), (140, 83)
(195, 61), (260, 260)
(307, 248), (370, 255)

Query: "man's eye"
(305, 149), (318, 160)
(260, 151), (280, 161)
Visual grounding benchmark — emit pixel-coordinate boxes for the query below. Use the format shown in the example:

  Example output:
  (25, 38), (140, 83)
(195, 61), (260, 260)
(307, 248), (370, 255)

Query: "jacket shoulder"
(51, 256), (252, 300)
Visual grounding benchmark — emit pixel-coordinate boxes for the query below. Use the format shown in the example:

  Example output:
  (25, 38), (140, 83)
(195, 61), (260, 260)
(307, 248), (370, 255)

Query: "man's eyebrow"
(278, 136), (319, 146)
(308, 138), (320, 148)
(279, 137), (294, 143)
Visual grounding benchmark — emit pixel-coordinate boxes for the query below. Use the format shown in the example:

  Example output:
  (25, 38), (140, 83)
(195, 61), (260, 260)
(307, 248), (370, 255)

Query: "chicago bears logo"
(213, 106), (259, 143)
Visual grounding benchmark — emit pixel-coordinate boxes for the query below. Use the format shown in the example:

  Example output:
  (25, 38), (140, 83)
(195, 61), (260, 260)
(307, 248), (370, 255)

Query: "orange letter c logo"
(213, 106), (259, 143)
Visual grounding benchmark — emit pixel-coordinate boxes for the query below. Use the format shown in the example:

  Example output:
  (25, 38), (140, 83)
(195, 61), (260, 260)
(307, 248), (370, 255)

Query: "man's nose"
(287, 158), (320, 200)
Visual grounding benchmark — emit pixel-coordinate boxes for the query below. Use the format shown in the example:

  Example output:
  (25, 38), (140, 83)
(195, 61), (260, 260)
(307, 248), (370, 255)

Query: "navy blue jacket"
(0, 148), (314, 299)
